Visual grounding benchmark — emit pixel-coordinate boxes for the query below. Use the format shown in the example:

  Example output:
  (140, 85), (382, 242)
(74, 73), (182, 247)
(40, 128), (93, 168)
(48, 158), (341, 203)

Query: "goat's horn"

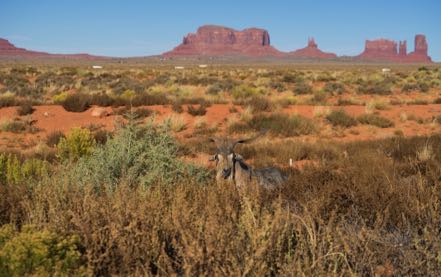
(232, 129), (267, 149)
(209, 137), (222, 148)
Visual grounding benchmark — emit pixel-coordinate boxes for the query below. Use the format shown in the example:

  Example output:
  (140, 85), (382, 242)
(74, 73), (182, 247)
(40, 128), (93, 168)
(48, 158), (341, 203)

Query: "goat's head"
(209, 131), (265, 182)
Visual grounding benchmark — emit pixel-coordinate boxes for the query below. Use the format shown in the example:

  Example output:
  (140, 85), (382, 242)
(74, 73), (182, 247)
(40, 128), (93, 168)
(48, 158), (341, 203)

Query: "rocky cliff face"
(0, 38), (103, 60)
(0, 38), (32, 55)
(288, 38), (337, 59)
(163, 25), (283, 57)
(357, 35), (431, 62)
(406, 34), (431, 62)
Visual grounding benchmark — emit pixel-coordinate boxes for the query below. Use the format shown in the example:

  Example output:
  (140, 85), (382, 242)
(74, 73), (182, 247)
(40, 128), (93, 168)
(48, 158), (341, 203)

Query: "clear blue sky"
(1, 0), (440, 60)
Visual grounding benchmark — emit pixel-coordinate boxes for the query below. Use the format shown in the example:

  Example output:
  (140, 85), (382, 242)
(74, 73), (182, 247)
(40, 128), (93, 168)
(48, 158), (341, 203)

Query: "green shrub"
(357, 80), (391, 95)
(232, 84), (257, 99)
(0, 154), (49, 185)
(336, 98), (362, 106)
(0, 224), (85, 276)
(52, 91), (69, 104)
(282, 72), (304, 83)
(57, 128), (96, 161)
(357, 114), (394, 128)
(61, 93), (91, 112)
(311, 90), (327, 104)
(230, 113), (316, 137)
(91, 93), (115, 106)
(0, 96), (18, 108)
(62, 120), (210, 191)
(133, 107), (153, 119)
(326, 109), (357, 127)
(408, 99), (429, 105)
(206, 84), (223, 95)
(130, 93), (170, 106)
(245, 96), (274, 112)
(293, 82), (313, 95)
(268, 80), (285, 92)
(418, 82), (430, 92)
(323, 82), (345, 94)
(402, 82), (430, 93)
(0, 120), (27, 133)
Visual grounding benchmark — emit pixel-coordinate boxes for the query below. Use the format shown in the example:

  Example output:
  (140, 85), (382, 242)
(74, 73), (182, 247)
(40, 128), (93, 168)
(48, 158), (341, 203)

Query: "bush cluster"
(357, 114), (394, 128)
(0, 153), (49, 185)
(229, 113), (317, 137)
(0, 224), (85, 276)
(326, 109), (358, 127)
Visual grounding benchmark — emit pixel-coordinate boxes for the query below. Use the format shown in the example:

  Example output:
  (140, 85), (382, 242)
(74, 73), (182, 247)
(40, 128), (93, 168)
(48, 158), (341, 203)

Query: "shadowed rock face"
(288, 38), (337, 59)
(163, 25), (283, 57)
(357, 35), (431, 63)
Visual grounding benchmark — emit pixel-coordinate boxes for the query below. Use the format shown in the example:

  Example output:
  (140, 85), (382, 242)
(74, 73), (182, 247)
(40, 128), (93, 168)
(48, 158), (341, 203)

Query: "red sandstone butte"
(163, 25), (283, 57)
(288, 38), (336, 59)
(0, 38), (103, 60)
(357, 34), (431, 63)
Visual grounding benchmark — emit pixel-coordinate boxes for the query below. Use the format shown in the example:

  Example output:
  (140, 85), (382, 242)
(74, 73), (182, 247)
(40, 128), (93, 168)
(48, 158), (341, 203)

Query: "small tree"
(57, 128), (96, 161)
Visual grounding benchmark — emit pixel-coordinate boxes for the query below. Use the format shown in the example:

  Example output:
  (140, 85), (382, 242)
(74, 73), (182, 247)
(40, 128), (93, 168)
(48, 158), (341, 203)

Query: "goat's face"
(210, 150), (235, 180)
(209, 132), (265, 182)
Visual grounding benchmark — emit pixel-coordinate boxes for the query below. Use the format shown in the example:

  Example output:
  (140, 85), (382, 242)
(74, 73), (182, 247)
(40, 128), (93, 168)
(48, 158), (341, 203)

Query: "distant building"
(174, 66), (185, 70)
(92, 65), (103, 69)
(199, 64), (208, 68)
(382, 68), (391, 74)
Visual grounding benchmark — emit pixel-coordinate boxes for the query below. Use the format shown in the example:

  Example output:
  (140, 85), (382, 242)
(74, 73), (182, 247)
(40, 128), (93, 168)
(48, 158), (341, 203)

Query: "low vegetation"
(229, 113), (317, 137)
(357, 113), (395, 128)
(326, 109), (358, 127)
(0, 127), (440, 275)
(1, 65), (441, 276)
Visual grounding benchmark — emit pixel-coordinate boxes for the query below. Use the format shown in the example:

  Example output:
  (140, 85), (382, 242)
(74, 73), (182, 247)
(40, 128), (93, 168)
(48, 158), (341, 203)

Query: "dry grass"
(2, 134), (441, 275)
(165, 114), (188, 132)
(1, 65), (441, 276)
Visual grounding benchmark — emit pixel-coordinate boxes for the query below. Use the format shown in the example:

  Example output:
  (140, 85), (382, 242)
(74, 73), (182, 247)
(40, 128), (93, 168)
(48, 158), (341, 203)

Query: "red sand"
(0, 104), (440, 152)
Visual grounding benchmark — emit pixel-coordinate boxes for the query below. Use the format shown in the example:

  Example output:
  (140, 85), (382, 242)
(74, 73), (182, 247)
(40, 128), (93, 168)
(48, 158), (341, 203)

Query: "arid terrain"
(1, 62), (440, 276)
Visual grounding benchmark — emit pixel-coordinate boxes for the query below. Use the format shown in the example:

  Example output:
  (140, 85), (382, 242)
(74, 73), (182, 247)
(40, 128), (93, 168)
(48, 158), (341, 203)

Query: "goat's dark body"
(233, 158), (286, 189)
(210, 134), (287, 189)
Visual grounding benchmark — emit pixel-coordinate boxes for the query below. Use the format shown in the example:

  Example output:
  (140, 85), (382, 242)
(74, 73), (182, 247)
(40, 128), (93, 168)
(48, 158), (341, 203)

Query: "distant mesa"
(0, 26), (434, 63)
(164, 25), (432, 63)
(357, 34), (431, 63)
(163, 25), (284, 57)
(288, 38), (337, 59)
(0, 38), (103, 60)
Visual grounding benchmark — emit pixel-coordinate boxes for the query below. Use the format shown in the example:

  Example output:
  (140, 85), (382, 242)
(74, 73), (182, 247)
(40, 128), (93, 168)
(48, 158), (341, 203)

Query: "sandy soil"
(0, 104), (440, 152)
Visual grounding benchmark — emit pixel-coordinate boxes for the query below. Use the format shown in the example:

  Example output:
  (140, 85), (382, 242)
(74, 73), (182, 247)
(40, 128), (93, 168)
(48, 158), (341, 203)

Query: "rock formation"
(163, 25), (283, 57)
(1, 27), (434, 63)
(398, 40), (407, 57)
(0, 38), (37, 56)
(357, 35), (431, 63)
(288, 38), (337, 59)
(0, 38), (103, 60)
(406, 34), (431, 62)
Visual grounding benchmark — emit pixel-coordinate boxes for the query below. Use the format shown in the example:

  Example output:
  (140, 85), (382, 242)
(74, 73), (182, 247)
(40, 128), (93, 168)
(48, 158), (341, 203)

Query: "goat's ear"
(208, 154), (217, 162)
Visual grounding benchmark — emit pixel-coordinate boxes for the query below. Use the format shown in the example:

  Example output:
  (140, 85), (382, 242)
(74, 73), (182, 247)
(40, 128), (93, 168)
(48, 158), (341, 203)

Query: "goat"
(209, 134), (287, 189)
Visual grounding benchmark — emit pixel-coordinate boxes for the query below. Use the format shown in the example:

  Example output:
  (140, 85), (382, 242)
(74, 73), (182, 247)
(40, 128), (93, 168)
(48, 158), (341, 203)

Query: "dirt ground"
(1, 103), (440, 154)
